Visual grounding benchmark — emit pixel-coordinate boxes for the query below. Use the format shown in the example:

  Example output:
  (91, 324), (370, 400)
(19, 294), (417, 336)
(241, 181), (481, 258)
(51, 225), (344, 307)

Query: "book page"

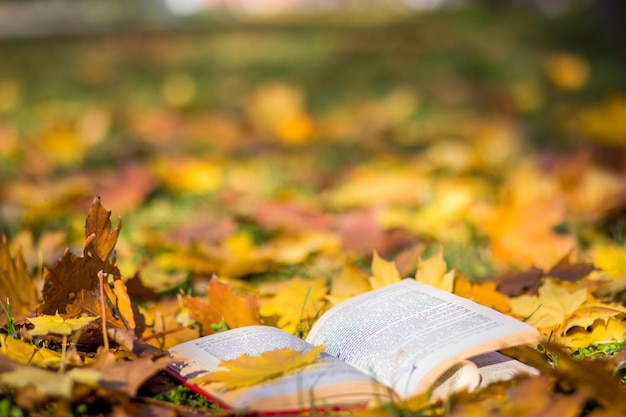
(168, 325), (390, 412)
(305, 279), (540, 399)
(169, 325), (312, 378)
(470, 351), (539, 387)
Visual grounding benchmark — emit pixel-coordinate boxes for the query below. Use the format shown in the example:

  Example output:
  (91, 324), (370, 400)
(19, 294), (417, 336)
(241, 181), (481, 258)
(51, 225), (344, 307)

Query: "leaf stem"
(98, 270), (109, 351)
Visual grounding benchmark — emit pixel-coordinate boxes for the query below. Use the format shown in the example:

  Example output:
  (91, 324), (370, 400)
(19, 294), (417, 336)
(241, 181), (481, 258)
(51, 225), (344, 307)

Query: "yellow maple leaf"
(0, 235), (39, 323)
(509, 279), (587, 333)
(259, 277), (327, 335)
(562, 301), (626, 333)
(369, 251), (401, 289)
(0, 334), (62, 367)
(559, 317), (625, 349)
(192, 345), (325, 389)
(414, 247), (454, 292)
(28, 313), (99, 336)
(453, 275), (510, 313)
(592, 244), (626, 296)
(326, 261), (372, 306)
(0, 358), (100, 400)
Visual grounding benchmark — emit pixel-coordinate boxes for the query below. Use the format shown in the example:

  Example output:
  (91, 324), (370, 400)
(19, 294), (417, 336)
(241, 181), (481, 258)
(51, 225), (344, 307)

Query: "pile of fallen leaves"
(2, 4), (626, 417)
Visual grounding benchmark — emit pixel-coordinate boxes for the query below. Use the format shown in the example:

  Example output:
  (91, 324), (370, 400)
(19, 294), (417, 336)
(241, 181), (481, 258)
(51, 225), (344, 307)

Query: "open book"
(166, 279), (541, 414)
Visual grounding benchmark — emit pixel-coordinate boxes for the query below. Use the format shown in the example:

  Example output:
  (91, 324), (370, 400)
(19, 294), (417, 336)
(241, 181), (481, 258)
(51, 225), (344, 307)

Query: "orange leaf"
(84, 195), (121, 263)
(186, 276), (262, 335)
(454, 275), (510, 313)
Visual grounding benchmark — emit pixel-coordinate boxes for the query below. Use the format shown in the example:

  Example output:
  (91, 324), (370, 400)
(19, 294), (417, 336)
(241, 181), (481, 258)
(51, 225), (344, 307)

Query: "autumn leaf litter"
(1, 6), (626, 417)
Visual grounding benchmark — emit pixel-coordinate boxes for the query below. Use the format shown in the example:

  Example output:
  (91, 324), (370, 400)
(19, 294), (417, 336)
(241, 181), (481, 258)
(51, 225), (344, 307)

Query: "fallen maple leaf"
(326, 260), (372, 306)
(259, 277), (327, 335)
(495, 267), (543, 296)
(591, 244), (626, 296)
(88, 346), (173, 396)
(0, 235), (38, 324)
(475, 193), (576, 270)
(414, 247), (454, 292)
(509, 279), (587, 333)
(560, 317), (625, 349)
(35, 198), (140, 345)
(84, 195), (121, 263)
(453, 275), (510, 313)
(0, 355), (100, 401)
(369, 251), (401, 289)
(28, 313), (98, 336)
(192, 345), (325, 389)
(0, 334), (62, 367)
(185, 275), (262, 336)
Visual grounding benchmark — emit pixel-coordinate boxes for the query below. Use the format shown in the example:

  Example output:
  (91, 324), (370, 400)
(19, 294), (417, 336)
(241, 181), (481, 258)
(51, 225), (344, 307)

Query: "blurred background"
(0, 0), (625, 281)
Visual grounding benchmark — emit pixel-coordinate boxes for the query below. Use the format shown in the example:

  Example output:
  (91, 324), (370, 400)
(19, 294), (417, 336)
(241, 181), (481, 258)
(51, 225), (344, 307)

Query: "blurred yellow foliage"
(544, 52), (589, 91)
(152, 157), (223, 193)
(579, 95), (626, 146)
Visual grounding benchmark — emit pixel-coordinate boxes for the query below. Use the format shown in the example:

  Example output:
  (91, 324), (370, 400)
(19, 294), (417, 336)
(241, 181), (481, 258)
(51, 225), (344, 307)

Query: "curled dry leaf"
(88, 346), (173, 397)
(84, 195), (122, 262)
(35, 198), (140, 344)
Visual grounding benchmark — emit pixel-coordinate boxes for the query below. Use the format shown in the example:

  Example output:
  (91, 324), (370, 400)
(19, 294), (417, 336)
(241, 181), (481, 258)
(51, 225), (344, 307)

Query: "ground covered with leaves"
(1, 4), (626, 416)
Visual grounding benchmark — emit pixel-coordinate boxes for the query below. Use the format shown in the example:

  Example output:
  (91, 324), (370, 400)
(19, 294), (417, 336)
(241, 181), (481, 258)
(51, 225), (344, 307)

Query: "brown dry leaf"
(547, 253), (595, 282)
(88, 347), (173, 396)
(37, 197), (124, 317)
(0, 235), (38, 323)
(192, 345), (324, 389)
(454, 275), (511, 313)
(84, 195), (122, 263)
(495, 267), (543, 296)
(185, 276), (262, 336)
(35, 198), (139, 345)
(513, 343), (626, 412)
(37, 250), (127, 328)
(414, 247), (454, 292)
